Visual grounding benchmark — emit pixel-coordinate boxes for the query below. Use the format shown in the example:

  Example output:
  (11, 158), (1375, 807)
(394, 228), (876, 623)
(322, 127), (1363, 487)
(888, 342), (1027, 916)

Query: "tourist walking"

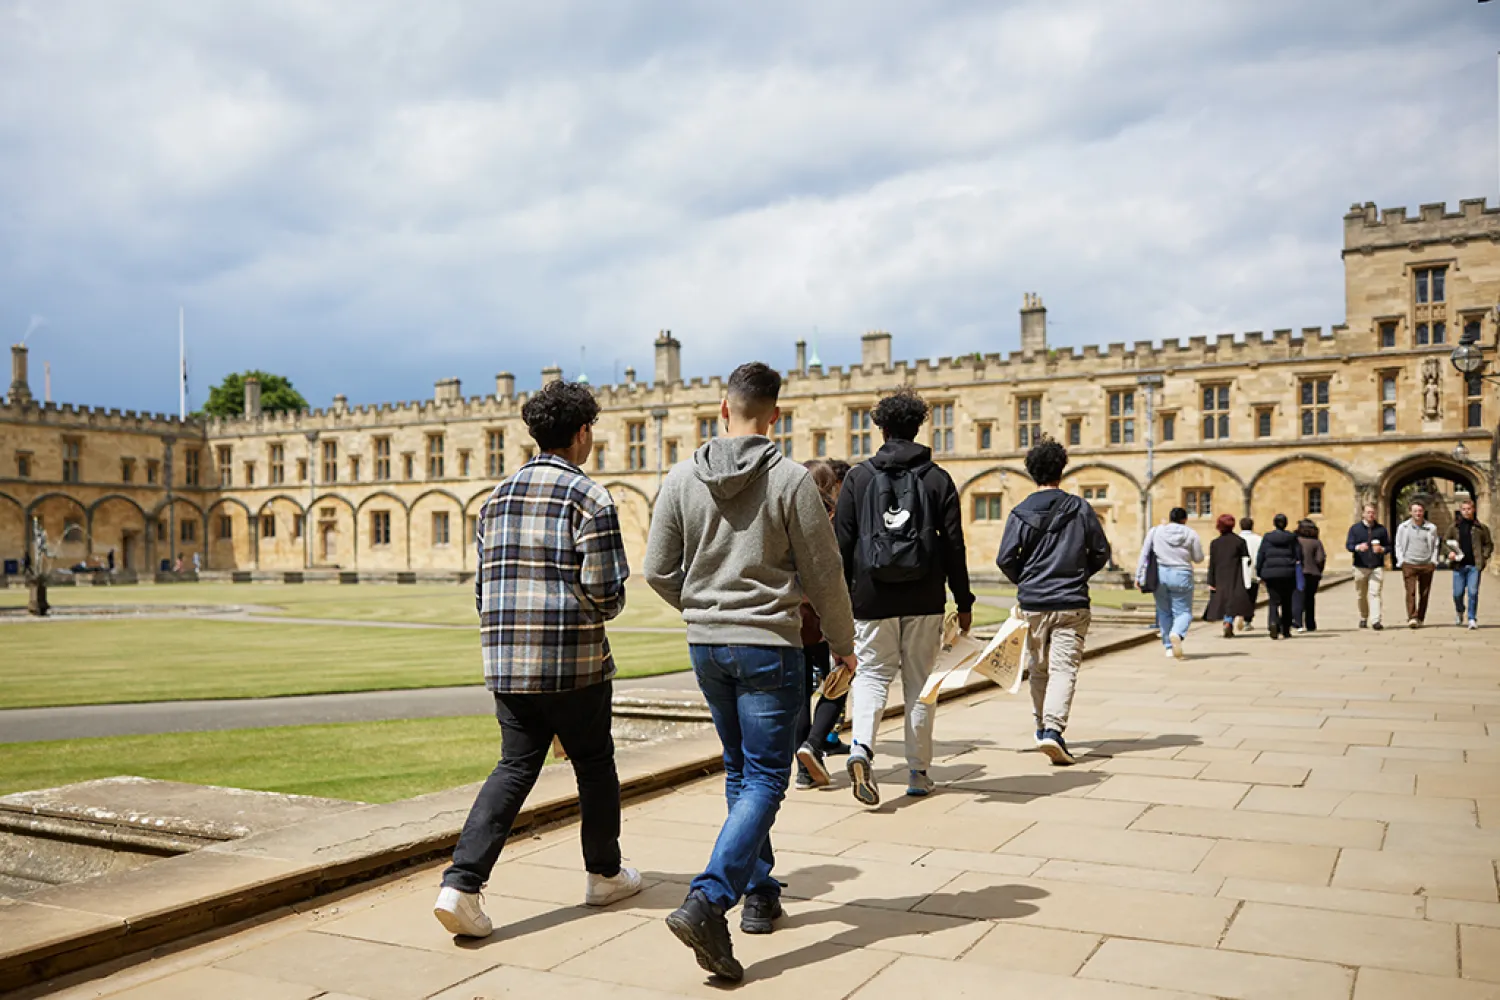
(1136, 507), (1203, 659)
(794, 459), (850, 789)
(435, 380), (642, 941)
(1292, 520), (1327, 632)
(1445, 497), (1492, 629)
(1346, 503), (1390, 630)
(1395, 501), (1441, 628)
(1256, 514), (1302, 640)
(995, 438), (1111, 766)
(835, 389), (974, 806)
(1238, 518), (1262, 631)
(645, 362), (855, 982)
(1205, 514), (1253, 638)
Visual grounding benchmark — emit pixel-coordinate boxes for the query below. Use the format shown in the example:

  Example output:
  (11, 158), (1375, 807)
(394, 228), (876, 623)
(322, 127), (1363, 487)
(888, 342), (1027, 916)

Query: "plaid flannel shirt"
(476, 452), (629, 693)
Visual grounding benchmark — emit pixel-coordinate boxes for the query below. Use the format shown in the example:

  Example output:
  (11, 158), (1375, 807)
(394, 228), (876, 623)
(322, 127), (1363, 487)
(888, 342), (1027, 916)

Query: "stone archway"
(1381, 456), (1479, 539)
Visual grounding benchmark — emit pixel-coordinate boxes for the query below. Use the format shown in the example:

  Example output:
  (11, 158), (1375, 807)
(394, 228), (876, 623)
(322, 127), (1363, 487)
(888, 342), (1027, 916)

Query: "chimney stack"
(624, 366), (637, 385)
(9, 345), (32, 404)
(495, 372), (516, 400)
(243, 375), (262, 418)
(434, 377), (462, 404)
(541, 364), (563, 385)
(333, 393), (348, 414)
(1020, 293), (1047, 356)
(861, 331), (892, 370)
(654, 330), (681, 385)
(795, 340), (807, 375)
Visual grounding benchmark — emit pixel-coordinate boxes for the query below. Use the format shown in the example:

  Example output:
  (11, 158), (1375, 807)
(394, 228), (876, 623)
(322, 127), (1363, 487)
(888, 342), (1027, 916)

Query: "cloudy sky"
(1, 1), (1496, 414)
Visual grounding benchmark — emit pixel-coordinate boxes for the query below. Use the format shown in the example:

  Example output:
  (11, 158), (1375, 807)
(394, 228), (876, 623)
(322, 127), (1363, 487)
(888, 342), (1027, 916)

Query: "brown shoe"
(1223, 623), (1234, 638)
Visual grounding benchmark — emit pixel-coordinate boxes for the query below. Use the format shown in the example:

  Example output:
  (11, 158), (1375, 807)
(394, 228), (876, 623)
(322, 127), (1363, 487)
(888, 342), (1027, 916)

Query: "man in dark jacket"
(996, 438), (1111, 766)
(835, 389), (974, 806)
(1345, 502), (1390, 630)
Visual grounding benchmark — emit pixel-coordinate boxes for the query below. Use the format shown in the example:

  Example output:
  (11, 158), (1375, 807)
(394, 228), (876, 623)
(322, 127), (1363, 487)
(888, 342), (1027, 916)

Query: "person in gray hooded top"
(645, 361), (856, 984)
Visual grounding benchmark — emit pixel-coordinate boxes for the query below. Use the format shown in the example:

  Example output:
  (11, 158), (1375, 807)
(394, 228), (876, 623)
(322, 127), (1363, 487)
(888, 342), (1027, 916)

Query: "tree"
(200, 371), (309, 418)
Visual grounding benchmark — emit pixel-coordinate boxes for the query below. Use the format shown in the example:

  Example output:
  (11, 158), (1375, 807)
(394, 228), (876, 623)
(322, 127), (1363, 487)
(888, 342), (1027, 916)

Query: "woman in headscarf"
(1205, 513), (1254, 638)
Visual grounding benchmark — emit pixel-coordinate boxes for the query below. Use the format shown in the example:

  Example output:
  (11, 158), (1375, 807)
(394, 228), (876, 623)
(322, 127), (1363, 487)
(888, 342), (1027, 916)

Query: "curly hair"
(871, 389), (929, 440)
(521, 381), (599, 450)
(826, 459), (851, 485)
(1023, 437), (1068, 485)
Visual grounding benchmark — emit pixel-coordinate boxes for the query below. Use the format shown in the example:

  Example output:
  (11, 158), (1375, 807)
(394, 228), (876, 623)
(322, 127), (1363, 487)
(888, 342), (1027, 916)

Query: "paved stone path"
(29, 580), (1500, 1000)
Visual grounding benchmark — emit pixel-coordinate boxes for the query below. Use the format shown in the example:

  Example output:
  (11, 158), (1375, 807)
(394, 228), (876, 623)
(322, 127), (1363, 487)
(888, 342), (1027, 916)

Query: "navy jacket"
(1345, 521), (1391, 570)
(996, 489), (1112, 612)
(1256, 529), (1303, 581)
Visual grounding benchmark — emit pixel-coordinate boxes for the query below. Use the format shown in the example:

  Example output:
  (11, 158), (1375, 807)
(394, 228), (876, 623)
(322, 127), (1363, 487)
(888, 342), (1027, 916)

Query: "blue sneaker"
(1037, 729), (1076, 766)
(906, 770), (935, 797)
(1034, 728), (1044, 747)
(846, 745), (880, 807)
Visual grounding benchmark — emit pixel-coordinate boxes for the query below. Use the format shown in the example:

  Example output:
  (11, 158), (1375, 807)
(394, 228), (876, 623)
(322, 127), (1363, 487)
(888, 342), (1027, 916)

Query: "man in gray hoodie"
(645, 361), (856, 983)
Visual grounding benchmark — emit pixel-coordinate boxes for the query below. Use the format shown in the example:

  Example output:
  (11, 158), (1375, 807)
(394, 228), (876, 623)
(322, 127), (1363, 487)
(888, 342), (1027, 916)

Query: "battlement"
(0, 397), (206, 434)
(1344, 197), (1500, 251)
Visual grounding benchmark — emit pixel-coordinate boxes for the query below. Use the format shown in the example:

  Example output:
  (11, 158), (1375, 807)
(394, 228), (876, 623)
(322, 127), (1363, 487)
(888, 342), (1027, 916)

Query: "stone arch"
(150, 497), (207, 571)
(24, 493), (89, 567)
(958, 465), (1033, 496)
(1060, 465), (1143, 570)
(306, 493), (358, 570)
(0, 491), (24, 572)
(1148, 460), (1248, 555)
(958, 467), (1034, 573)
(1248, 455), (1358, 536)
(253, 494), (306, 517)
(206, 496), (256, 571)
(410, 489), (465, 571)
(602, 482), (653, 571)
(255, 495), (309, 570)
(600, 480), (656, 513)
(1378, 452), (1482, 539)
(90, 495), (150, 572)
(355, 491), (410, 573)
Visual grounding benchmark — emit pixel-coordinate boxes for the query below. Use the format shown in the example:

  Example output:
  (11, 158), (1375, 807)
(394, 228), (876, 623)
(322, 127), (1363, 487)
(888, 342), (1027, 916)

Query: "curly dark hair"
(826, 459), (851, 485)
(872, 389), (929, 440)
(521, 381), (599, 450)
(1023, 436), (1068, 485)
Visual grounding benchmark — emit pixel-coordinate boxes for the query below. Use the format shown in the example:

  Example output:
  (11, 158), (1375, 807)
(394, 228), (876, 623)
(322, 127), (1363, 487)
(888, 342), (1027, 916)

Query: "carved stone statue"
(1421, 358), (1441, 420)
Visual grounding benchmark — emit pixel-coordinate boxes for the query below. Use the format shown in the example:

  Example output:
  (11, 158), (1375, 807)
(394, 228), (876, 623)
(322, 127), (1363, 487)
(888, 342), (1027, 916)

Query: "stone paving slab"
(20, 578), (1500, 999)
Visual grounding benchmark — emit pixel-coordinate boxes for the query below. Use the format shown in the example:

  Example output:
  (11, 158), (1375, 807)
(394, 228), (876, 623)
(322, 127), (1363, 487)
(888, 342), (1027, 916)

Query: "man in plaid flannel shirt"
(434, 380), (642, 939)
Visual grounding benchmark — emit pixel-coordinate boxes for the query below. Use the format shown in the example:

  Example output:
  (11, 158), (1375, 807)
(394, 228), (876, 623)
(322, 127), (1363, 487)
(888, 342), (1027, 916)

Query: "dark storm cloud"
(0, 0), (1494, 412)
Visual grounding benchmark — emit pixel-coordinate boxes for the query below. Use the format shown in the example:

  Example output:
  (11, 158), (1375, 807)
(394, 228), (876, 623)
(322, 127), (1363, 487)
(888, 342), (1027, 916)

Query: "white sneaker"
(1293, 627), (1307, 635)
(1469, 619), (1479, 630)
(1164, 648), (1175, 659)
(434, 886), (493, 938)
(1169, 633), (1184, 659)
(585, 866), (643, 907)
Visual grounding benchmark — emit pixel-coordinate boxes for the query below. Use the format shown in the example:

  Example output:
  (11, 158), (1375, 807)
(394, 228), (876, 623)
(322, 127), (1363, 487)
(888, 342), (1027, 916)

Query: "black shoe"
(666, 891), (743, 982)
(822, 734), (851, 756)
(794, 767), (815, 791)
(1358, 620), (1368, 629)
(740, 893), (783, 935)
(796, 742), (830, 787)
(1372, 622), (1383, 631)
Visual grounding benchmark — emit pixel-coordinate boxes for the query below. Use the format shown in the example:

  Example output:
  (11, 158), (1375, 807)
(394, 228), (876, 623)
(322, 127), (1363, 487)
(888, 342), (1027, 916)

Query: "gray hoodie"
(644, 436), (856, 655)
(1136, 522), (1205, 582)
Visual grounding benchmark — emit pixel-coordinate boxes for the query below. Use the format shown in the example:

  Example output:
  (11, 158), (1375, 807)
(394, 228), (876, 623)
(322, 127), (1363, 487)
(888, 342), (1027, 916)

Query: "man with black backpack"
(835, 389), (975, 806)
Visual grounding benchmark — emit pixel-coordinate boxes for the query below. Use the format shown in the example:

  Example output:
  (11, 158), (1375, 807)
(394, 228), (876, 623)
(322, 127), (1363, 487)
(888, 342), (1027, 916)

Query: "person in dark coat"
(1292, 519), (1327, 633)
(1255, 513), (1303, 640)
(1205, 513), (1253, 637)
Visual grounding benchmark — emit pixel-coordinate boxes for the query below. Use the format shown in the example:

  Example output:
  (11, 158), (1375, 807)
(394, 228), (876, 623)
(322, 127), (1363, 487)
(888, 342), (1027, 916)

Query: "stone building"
(2, 196), (1497, 580)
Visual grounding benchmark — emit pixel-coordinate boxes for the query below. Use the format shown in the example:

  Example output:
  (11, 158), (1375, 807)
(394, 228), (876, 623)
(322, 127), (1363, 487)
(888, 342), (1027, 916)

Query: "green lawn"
(0, 716), (520, 803)
(0, 620), (689, 709)
(971, 585), (1141, 611)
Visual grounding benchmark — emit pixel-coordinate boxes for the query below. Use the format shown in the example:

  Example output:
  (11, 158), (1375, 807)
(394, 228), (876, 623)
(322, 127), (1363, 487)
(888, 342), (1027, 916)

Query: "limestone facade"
(2, 197), (1497, 578)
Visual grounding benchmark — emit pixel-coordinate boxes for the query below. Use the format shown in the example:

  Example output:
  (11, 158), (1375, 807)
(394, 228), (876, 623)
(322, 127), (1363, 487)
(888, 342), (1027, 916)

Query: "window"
(1016, 396), (1042, 448)
(667, 440), (680, 464)
(1467, 375), (1484, 429)
(374, 437), (392, 481)
(121, 458), (135, 483)
(486, 431), (504, 478)
(457, 451), (470, 478)
(269, 444), (285, 485)
(1464, 317), (1483, 343)
(370, 510), (391, 546)
(1183, 488), (1213, 518)
(1082, 485), (1109, 500)
(217, 446), (232, 486)
(772, 413), (794, 457)
(697, 415), (719, 444)
(1067, 418), (1081, 447)
(931, 403), (954, 454)
(260, 513), (276, 539)
(972, 495), (1003, 521)
(432, 511), (450, 546)
(1379, 322), (1397, 349)
(1256, 408), (1273, 439)
(1414, 266), (1446, 304)
(1416, 322), (1429, 346)
(1161, 413), (1175, 442)
(978, 422), (993, 452)
(62, 439), (81, 483)
(595, 444), (607, 472)
(349, 455), (361, 481)
(403, 453), (415, 480)
(1305, 484), (1323, 516)
(180, 519), (196, 543)
(1108, 391), (1135, 445)
(426, 434), (444, 479)
(243, 462), (257, 486)
(218, 515), (233, 540)
(1416, 321), (1446, 346)
(146, 459), (159, 484)
(322, 440), (338, 483)
(1201, 385), (1230, 440)
(1299, 378), (1330, 437)
(849, 408), (873, 458)
(16, 452), (31, 478)
(157, 521), (166, 542)
(184, 449), (200, 487)
(813, 433), (826, 458)
(1381, 374), (1398, 433)
(628, 420), (648, 469)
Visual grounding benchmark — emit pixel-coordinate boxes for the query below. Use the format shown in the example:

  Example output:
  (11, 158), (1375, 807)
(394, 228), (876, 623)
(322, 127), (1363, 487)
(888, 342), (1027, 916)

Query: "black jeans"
(794, 642), (846, 752)
(1264, 578), (1295, 638)
(442, 681), (621, 893)
(1292, 575), (1321, 631)
(1245, 581), (1260, 624)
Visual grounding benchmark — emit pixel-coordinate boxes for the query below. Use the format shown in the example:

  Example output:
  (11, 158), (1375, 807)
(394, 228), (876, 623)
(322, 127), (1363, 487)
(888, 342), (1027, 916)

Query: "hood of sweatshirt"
(1012, 489), (1086, 535)
(692, 435), (781, 501)
(869, 438), (933, 473)
(1155, 523), (1199, 548)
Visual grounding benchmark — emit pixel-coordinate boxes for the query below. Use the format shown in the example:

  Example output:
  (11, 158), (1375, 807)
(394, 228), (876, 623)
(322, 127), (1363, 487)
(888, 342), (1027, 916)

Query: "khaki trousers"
(850, 615), (943, 771)
(1353, 566), (1383, 626)
(1017, 608), (1092, 734)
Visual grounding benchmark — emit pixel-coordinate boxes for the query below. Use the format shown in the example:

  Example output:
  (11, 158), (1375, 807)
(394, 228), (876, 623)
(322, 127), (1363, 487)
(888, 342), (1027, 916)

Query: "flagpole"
(179, 306), (186, 419)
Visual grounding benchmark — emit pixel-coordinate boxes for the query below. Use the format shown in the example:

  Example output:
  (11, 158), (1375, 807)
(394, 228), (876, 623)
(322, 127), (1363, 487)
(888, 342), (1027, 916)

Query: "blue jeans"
(1154, 566), (1194, 646)
(689, 644), (804, 910)
(1453, 566), (1482, 621)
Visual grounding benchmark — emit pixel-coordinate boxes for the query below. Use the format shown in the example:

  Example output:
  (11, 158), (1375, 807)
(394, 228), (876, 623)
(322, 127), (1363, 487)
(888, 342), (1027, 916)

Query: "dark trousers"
(794, 642), (846, 752)
(1292, 575), (1321, 631)
(1245, 581), (1260, 624)
(1403, 564), (1435, 622)
(1264, 578), (1295, 638)
(443, 681), (621, 893)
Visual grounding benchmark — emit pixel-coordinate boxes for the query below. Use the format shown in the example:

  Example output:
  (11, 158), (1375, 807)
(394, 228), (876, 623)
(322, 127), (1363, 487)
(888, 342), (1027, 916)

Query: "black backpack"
(855, 463), (937, 583)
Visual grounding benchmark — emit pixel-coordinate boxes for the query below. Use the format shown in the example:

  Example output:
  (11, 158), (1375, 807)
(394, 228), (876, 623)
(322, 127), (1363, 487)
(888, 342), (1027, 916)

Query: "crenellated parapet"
(1343, 198), (1500, 252)
(0, 397), (205, 435)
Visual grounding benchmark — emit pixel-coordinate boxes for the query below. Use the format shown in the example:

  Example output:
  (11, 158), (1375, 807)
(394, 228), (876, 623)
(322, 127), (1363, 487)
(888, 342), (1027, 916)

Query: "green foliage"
(200, 370), (308, 418)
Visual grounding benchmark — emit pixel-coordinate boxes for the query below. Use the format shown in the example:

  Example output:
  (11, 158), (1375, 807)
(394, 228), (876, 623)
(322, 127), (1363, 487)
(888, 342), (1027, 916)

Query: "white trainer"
(1469, 619), (1479, 630)
(1169, 633), (1184, 659)
(586, 866), (643, 907)
(434, 886), (493, 938)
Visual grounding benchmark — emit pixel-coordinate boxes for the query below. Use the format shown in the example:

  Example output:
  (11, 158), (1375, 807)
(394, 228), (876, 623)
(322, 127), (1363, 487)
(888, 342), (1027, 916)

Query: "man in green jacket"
(1444, 497), (1493, 630)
